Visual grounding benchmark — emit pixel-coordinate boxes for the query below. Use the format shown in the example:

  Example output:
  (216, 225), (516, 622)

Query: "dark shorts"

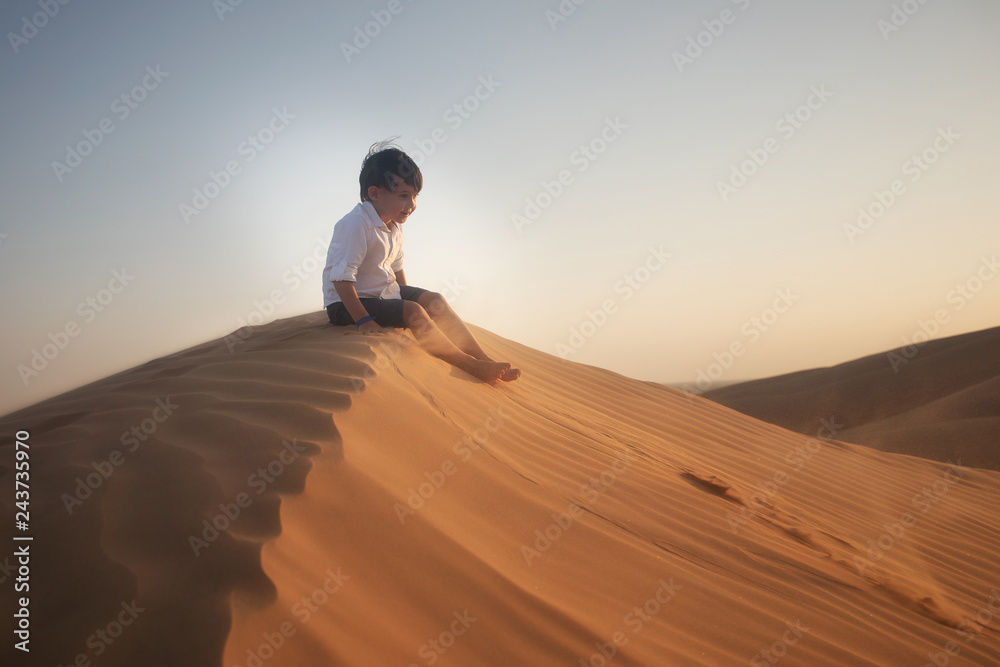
(326, 284), (428, 328)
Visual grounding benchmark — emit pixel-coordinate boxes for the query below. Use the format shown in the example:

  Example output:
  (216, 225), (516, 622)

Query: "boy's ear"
(367, 184), (381, 201)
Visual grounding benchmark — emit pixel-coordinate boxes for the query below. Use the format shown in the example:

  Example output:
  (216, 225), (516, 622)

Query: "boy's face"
(368, 174), (418, 226)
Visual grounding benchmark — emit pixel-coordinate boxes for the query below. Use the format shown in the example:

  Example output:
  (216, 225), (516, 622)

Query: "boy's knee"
(403, 301), (430, 326)
(420, 291), (448, 314)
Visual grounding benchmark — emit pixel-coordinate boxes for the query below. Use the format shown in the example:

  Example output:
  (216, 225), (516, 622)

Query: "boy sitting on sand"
(323, 141), (520, 383)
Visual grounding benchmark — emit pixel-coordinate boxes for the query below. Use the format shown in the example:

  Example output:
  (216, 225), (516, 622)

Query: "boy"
(323, 141), (520, 383)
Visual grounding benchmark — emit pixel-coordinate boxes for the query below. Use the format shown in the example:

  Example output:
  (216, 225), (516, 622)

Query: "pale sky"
(2, 0), (998, 414)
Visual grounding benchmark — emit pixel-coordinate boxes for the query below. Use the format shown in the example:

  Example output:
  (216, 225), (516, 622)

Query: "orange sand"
(1, 313), (998, 666)
(704, 327), (1000, 471)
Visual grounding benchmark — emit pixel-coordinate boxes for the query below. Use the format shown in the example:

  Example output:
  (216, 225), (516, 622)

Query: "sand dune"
(2, 313), (999, 666)
(703, 326), (1000, 471)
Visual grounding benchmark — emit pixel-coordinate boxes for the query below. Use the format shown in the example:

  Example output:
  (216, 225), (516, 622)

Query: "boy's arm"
(333, 281), (382, 333)
(394, 269), (406, 286)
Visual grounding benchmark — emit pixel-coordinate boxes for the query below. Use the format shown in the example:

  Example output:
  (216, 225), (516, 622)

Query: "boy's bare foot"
(500, 367), (521, 382)
(466, 352), (521, 382)
(463, 358), (512, 383)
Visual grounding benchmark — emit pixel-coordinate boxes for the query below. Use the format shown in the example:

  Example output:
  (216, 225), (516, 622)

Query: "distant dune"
(703, 327), (1000, 471)
(2, 313), (999, 666)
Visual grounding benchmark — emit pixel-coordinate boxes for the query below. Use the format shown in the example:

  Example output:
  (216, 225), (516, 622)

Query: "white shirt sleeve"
(326, 214), (370, 282)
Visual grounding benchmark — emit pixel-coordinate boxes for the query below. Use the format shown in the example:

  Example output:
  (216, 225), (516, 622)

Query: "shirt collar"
(360, 200), (394, 231)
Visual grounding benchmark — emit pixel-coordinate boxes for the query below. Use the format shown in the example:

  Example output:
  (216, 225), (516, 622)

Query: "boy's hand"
(357, 320), (384, 334)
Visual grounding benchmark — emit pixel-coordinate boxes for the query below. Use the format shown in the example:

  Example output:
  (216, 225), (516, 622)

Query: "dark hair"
(359, 139), (422, 202)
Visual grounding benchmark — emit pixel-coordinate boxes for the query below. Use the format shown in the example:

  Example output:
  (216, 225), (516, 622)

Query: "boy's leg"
(415, 291), (490, 359)
(402, 301), (513, 383)
(405, 288), (520, 381)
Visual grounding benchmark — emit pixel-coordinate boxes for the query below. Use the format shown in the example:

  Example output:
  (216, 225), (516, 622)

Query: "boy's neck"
(367, 201), (397, 229)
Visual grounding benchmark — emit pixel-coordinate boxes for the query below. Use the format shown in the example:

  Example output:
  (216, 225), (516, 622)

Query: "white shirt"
(323, 201), (405, 307)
